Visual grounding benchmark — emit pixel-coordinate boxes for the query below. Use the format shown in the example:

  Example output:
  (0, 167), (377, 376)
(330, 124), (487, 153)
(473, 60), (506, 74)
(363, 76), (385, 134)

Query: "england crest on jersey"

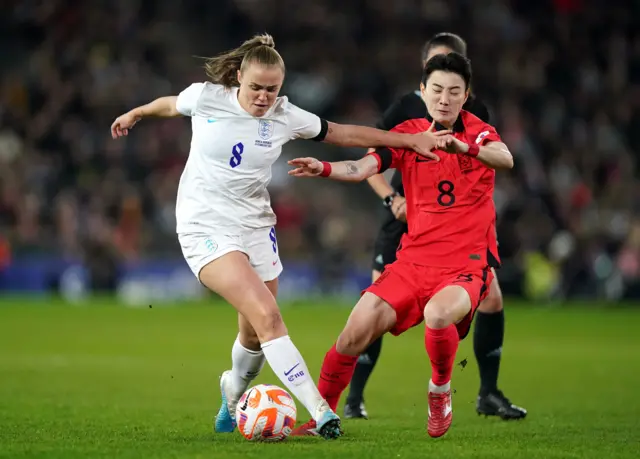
(258, 120), (274, 140)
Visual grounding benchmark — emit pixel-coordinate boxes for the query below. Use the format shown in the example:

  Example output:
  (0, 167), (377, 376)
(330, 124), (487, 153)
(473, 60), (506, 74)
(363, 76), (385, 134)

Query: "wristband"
(319, 161), (332, 177)
(466, 144), (480, 157)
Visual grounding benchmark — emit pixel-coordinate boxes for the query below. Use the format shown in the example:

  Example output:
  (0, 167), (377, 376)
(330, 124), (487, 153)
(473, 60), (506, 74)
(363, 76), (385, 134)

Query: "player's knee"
(424, 286), (473, 328)
(424, 297), (469, 329)
(251, 307), (287, 342)
(336, 327), (370, 356)
(423, 302), (452, 329)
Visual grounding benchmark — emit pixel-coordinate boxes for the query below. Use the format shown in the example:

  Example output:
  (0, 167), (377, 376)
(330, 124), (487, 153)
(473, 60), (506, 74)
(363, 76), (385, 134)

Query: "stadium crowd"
(1, 0), (639, 299)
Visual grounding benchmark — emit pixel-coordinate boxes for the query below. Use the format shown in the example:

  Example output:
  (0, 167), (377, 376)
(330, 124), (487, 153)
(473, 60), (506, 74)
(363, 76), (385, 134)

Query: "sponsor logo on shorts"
(204, 238), (217, 252)
(455, 273), (473, 283)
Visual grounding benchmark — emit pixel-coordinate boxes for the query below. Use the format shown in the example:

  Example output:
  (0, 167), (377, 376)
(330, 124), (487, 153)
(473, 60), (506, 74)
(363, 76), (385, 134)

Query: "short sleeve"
(473, 124), (502, 146)
(176, 83), (206, 116)
(369, 147), (404, 173)
(286, 102), (323, 140)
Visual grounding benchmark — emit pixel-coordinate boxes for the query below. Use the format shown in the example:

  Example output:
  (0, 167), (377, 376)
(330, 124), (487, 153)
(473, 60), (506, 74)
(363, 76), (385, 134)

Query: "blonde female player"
(110, 34), (445, 439)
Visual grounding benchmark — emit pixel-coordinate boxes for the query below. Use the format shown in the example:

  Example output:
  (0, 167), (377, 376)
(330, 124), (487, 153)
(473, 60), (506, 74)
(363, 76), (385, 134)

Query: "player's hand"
(407, 120), (449, 161)
(288, 157), (324, 177)
(111, 111), (141, 139)
(391, 195), (407, 222)
(435, 134), (470, 154)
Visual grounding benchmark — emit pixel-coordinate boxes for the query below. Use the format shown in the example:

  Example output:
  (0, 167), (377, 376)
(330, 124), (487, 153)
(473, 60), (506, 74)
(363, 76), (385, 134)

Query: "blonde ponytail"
(203, 34), (284, 87)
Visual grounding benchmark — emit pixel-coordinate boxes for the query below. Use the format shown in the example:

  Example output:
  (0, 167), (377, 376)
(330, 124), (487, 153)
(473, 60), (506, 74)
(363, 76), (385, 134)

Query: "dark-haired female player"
(345, 32), (527, 422)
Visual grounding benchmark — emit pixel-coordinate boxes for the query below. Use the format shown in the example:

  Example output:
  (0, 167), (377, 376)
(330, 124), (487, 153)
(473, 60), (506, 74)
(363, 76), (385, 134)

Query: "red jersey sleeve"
(367, 147), (402, 173)
(366, 119), (425, 173)
(472, 123), (502, 146)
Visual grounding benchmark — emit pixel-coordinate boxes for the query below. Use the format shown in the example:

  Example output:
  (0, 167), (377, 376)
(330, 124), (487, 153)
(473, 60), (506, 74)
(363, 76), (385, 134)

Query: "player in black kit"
(344, 32), (527, 421)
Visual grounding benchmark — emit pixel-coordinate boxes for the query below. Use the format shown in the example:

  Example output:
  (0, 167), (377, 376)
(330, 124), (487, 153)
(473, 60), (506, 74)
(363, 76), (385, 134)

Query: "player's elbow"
(493, 149), (513, 170)
(159, 96), (181, 117)
(358, 161), (381, 182)
(502, 152), (514, 169)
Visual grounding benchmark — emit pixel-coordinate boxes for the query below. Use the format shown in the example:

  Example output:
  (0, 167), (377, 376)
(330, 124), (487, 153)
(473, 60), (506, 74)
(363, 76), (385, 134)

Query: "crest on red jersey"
(458, 154), (473, 172)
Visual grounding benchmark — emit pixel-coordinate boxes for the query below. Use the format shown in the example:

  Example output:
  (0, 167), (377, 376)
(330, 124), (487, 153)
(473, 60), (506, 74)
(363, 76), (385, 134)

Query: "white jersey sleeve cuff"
(286, 100), (323, 140)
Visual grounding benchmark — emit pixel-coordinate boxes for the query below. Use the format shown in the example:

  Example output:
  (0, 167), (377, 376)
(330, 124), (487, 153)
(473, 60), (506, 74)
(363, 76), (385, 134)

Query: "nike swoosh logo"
(416, 157), (432, 163)
(284, 363), (300, 376)
(272, 260), (278, 266)
(207, 119), (217, 123)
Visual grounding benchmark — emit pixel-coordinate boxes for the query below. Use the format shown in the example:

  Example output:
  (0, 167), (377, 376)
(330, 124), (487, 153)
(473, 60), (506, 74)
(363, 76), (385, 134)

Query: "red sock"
(425, 324), (459, 386)
(317, 343), (358, 411)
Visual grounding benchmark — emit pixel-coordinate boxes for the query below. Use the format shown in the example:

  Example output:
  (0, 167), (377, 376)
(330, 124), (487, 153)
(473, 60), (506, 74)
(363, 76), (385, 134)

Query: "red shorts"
(364, 261), (493, 339)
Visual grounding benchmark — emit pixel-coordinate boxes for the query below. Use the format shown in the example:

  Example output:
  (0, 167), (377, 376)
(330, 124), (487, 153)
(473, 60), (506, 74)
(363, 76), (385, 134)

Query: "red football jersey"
(370, 110), (501, 269)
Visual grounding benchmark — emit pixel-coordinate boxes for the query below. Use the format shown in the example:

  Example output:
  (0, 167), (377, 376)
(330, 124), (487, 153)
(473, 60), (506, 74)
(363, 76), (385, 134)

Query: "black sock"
(473, 310), (504, 396)
(346, 336), (383, 406)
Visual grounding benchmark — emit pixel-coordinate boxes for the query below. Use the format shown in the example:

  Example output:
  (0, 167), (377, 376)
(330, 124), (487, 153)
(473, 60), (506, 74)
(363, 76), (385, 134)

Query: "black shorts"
(371, 218), (407, 272)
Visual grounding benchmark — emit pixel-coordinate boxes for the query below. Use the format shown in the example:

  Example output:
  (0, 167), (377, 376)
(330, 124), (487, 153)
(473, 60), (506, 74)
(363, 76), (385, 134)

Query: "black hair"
(421, 52), (472, 90)
(421, 32), (467, 62)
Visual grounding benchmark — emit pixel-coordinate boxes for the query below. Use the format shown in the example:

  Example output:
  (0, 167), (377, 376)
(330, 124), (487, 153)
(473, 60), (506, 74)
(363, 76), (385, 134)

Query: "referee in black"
(344, 32), (527, 421)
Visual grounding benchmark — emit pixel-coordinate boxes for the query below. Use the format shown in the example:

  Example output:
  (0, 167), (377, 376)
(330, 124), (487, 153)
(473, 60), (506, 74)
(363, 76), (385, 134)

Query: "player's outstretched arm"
(288, 155), (380, 183)
(111, 96), (181, 139)
(324, 122), (443, 161)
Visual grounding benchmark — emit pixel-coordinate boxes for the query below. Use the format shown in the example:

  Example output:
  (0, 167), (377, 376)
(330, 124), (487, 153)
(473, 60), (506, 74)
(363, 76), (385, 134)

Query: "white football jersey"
(174, 82), (324, 233)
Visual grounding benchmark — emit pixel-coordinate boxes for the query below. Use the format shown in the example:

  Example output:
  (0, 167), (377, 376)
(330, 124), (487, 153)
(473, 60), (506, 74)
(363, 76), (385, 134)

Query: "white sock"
(229, 336), (266, 401)
(429, 379), (451, 393)
(261, 335), (327, 418)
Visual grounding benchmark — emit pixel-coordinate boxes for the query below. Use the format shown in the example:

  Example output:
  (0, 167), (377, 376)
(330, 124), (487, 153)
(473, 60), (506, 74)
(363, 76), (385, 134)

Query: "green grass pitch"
(1, 298), (639, 458)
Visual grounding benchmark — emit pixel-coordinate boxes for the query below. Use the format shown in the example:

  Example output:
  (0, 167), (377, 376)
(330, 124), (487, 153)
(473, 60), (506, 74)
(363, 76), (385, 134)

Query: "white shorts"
(178, 227), (282, 283)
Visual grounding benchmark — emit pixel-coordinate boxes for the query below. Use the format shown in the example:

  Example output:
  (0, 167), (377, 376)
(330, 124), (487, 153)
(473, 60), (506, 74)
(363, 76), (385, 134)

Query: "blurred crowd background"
(1, 0), (640, 301)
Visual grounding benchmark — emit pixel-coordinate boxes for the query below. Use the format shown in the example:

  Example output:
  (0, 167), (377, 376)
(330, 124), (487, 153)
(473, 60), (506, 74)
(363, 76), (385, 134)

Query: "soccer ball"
(235, 384), (297, 441)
